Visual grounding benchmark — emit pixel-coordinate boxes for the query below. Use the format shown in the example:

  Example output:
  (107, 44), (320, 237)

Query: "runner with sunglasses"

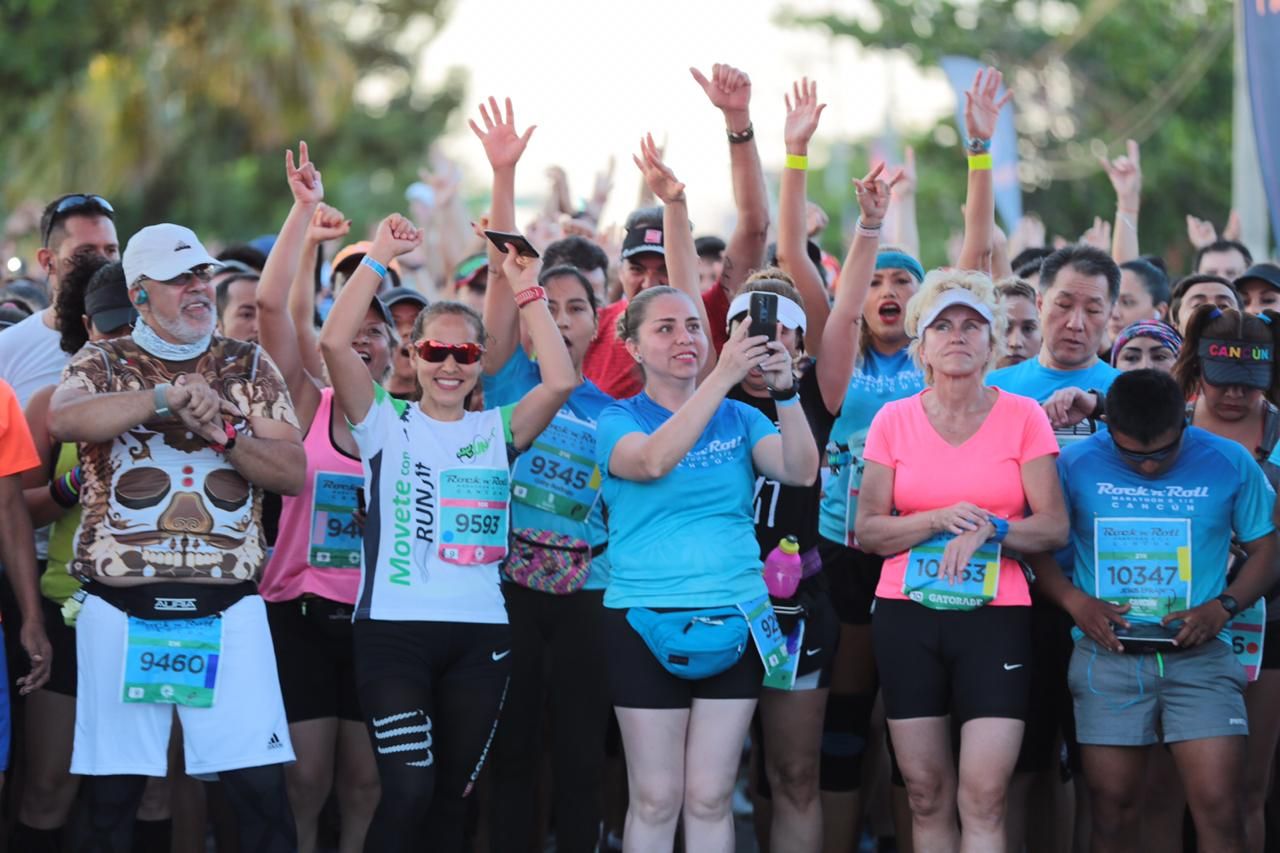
(319, 213), (576, 853)
(254, 143), (385, 853)
(467, 98), (615, 853)
(1028, 368), (1278, 852)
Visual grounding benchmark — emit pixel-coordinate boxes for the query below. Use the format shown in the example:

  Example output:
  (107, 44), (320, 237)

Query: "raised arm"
(469, 96), (536, 376)
(750, 337), (819, 487)
(778, 77), (831, 358)
(690, 64), (769, 300)
(957, 67), (1012, 273)
(633, 134), (718, 379)
(1100, 139), (1142, 263)
(291, 206), (350, 381)
(255, 143), (339, 432)
(815, 164), (903, 414)
(502, 249), (578, 450)
(319, 215), (422, 425)
(607, 320), (768, 481)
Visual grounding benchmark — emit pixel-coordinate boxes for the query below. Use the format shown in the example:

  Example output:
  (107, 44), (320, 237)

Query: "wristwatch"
(1216, 594), (1240, 618)
(966, 137), (992, 155)
(210, 419), (249, 454)
(988, 515), (1009, 543)
(1086, 389), (1106, 421)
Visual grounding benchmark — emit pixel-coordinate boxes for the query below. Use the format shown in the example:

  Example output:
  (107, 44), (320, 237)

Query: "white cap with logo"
(123, 223), (221, 286)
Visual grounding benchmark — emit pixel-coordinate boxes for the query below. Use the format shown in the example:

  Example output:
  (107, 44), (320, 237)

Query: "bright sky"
(419, 0), (955, 235)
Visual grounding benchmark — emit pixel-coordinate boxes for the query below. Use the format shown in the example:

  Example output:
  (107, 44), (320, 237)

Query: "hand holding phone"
(749, 292), (778, 342)
(483, 229), (540, 259)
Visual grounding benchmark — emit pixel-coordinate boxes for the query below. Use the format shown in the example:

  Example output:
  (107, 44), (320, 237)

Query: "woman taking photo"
(856, 272), (1068, 851)
(1173, 304), (1280, 853)
(319, 212), (576, 853)
(598, 135), (818, 853)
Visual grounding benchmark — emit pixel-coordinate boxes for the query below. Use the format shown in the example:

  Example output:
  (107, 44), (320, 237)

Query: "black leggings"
(354, 619), (511, 853)
(73, 765), (294, 853)
(488, 585), (610, 853)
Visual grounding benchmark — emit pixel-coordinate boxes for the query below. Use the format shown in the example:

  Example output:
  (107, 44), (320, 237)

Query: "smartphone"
(483, 229), (540, 259)
(749, 292), (778, 342)
(1114, 621), (1178, 654)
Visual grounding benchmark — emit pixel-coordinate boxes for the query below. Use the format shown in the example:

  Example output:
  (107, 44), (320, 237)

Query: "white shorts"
(71, 592), (295, 777)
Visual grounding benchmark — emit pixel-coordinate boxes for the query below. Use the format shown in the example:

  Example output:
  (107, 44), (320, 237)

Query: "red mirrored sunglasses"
(413, 339), (485, 364)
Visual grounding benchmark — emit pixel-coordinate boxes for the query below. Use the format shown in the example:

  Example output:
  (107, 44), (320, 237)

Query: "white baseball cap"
(123, 224), (221, 286)
(914, 287), (995, 338)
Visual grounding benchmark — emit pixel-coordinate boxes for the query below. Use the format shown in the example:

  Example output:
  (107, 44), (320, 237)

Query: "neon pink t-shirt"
(864, 389), (1058, 606)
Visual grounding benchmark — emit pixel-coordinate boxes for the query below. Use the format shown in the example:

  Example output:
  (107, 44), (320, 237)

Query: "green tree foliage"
(1, 0), (464, 245)
(786, 0), (1234, 271)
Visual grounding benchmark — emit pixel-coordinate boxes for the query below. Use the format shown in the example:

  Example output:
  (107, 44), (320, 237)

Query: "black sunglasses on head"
(42, 194), (115, 246)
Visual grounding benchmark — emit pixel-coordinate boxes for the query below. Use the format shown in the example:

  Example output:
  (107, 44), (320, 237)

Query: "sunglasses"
(42, 194), (115, 246)
(1111, 426), (1184, 464)
(138, 265), (217, 287)
(413, 340), (484, 364)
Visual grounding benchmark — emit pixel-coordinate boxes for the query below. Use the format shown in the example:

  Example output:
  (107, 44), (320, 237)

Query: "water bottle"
(764, 536), (803, 599)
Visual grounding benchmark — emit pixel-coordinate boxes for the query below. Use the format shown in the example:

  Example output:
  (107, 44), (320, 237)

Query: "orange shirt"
(0, 378), (39, 478)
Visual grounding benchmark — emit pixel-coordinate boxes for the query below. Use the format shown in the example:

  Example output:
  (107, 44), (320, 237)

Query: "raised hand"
(963, 66), (1012, 143)
(690, 63), (752, 116)
(852, 163), (905, 227)
(784, 77), (826, 153)
(758, 338), (795, 392)
(1223, 209), (1243, 242)
(712, 316), (770, 386)
(499, 240), (541, 292)
(307, 203), (351, 245)
(633, 133), (686, 205)
(468, 96), (535, 172)
(1080, 216), (1112, 252)
(370, 213), (424, 261)
(1099, 139), (1142, 210)
(1186, 214), (1217, 250)
(285, 141), (324, 205)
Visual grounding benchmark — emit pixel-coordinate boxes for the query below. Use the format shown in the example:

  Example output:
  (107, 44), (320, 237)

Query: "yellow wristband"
(785, 153), (809, 171)
(968, 153), (993, 171)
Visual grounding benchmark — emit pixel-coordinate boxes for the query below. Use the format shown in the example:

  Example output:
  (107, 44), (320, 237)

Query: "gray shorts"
(1068, 636), (1248, 746)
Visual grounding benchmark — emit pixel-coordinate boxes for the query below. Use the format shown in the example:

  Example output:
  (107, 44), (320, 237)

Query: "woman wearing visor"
(855, 273), (1069, 850)
(1173, 304), (1280, 852)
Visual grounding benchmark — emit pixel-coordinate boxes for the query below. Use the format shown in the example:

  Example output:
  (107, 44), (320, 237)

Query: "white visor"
(727, 292), (807, 333)
(915, 288), (995, 337)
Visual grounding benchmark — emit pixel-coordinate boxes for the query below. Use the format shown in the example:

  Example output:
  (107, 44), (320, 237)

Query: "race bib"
(439, 467), (510, 566)
(309, 471), (363, 569)
(1230, 598), (1266, 682)
(511, 412), (601, 522)
(841, 428), (870, 548)
(122, 615), (222, 708)
(902, 533), (1001, 610)
(1094, 518), (1191, 621)
(738, 594), (794, 690)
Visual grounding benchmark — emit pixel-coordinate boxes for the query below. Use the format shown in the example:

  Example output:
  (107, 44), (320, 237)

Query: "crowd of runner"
(0, 61), (1278, 853)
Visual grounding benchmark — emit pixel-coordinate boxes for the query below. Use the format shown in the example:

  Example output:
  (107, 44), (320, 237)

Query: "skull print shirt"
(60, 336), (299, 583)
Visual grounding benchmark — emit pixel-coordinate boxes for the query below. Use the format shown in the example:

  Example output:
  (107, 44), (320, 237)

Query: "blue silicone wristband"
(361, 255), (389, 279)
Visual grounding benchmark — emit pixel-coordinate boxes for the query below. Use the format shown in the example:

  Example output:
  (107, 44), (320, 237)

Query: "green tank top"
(43, 441), (83, 604)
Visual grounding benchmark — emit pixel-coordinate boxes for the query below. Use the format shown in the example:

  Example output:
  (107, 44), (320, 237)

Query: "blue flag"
(1244, 0), (1280, 250)
(940, 56), (1022, 231)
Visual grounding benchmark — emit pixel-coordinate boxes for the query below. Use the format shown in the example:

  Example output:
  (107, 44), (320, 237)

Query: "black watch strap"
(769, 384), (798, 401)
(1087, 388), (1106, 420)
(1217, 594), (1240, 617)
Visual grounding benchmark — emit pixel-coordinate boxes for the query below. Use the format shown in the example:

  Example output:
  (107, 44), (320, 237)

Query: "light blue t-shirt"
(596, 394), (776, 608)
(485, 347), (614, 589)
(988, 357), (1120, 445)
(818, 346), (924, 545)
(1058, 427), (1276, 644)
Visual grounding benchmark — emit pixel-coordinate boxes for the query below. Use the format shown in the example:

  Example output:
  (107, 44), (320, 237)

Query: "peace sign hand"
(468, 96), (536, 171)
(784, 77), (826, 153)
(285, 141), (324, 206)
(852, 163), (904, 227)
(633, 134), (686, 205)
(963, 67), (1012, 143)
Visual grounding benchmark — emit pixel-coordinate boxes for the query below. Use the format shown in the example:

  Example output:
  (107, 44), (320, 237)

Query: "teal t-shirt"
(1058, 427), (1275, 644)
(596, 394), (775, 608)
(818, 346), (924, 545)
(484, 348), (613, 589)
(988, 357), (1120, 446)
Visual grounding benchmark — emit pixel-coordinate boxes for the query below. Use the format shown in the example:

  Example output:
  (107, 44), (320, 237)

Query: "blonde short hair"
(905, 269), (1006, 384)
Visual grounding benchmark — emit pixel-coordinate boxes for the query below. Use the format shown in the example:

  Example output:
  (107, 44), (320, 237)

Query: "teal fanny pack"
(626, 606), (749, 680)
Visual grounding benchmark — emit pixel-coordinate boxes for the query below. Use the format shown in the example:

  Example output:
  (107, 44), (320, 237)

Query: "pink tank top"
(261, 387), (364, 604)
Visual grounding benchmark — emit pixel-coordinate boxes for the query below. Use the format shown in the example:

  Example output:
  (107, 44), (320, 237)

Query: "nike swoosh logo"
(492, 649), (511, 661)
(1003, 663), (1023, 671)
(805, 648), (822, 657)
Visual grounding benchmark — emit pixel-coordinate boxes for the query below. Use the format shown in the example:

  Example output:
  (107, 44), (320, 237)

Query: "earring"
(136, 288), (149, 305)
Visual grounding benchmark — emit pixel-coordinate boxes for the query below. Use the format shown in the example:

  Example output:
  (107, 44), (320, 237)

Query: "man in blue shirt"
(988, 244), (1121, 444)
(1031, 369), (1278, 853)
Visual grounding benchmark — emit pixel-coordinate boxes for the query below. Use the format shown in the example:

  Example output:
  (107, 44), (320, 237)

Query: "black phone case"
(749, 293), (777, 342)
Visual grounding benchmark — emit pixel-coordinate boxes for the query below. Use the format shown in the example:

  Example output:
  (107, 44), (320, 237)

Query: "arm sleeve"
(861, 405), (898, 468)
(0, 382), (39, 477)
(1233, 449), (1278, 544)
(1018, 395), (1062, 463)
(595, 402), (642, 476)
